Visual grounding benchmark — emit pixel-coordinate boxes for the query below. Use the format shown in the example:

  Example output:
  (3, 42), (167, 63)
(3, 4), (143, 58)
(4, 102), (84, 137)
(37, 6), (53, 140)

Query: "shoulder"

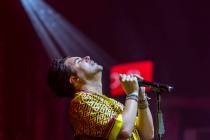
(71, 91), (92, 102)
(69, 91), (95, 109)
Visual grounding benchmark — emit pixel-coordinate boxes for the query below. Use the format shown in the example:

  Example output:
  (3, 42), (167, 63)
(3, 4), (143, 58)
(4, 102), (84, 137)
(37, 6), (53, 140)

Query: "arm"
(118, 93), (138, 139)
(117, 74), (139, 139)
(137, 88), (154, 140)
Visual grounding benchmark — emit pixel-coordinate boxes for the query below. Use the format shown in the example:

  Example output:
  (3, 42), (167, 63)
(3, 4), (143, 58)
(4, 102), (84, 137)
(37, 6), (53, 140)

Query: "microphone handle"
(137, 79), (173, 93)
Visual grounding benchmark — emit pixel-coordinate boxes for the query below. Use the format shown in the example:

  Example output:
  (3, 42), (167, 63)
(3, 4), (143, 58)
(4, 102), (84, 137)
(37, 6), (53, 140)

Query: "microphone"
(136, 77), (173, 93)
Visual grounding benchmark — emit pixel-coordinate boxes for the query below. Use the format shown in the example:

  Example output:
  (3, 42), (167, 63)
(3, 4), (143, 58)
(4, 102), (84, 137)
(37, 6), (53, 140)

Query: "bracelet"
(127, 92), (138, 98)
(126, 92), (139, 102)
(138, 93), (150, 109)
(139, 93), (151, 101)
(126, 96), (138, 102)
(138, 99), (149, 109)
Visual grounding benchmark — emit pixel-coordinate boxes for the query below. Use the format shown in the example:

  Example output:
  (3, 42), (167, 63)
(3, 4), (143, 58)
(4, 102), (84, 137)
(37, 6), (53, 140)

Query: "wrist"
(138, 93), (146, 100)
(138, 91), (151, 100)
(138, 93), (150, 109)
(128, 91), (139, 96)
(126, 91), (139, 102)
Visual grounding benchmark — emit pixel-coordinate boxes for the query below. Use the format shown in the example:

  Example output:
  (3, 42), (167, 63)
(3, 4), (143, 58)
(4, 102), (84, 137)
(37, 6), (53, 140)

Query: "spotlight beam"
(22, 0), (116, 68)
(21, 0), (61, 58)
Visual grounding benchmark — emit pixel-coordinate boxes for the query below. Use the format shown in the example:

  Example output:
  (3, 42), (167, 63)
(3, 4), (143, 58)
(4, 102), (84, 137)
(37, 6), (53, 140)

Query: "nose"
(83, 56), (90, 61)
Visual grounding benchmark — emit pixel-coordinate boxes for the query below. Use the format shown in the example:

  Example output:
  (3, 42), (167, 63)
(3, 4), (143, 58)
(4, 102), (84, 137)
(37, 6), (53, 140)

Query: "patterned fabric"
(69, 90), (140, 140)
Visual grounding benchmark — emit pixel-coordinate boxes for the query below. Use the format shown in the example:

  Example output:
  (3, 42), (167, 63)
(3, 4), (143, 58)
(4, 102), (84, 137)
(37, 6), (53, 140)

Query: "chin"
(97, 65), (103, 71)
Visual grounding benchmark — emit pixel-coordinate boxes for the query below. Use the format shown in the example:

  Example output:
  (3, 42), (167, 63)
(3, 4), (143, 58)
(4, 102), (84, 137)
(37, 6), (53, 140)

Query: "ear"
(69, 75), (79, 85)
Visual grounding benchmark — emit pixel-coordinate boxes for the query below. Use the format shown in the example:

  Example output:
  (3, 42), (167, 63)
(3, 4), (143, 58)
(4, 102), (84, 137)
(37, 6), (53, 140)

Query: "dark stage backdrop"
(1, 0), (210, 140)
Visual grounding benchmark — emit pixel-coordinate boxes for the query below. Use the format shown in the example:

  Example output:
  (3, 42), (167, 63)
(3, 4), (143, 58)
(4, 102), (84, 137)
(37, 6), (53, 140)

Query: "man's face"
(64, 56), (103, 79)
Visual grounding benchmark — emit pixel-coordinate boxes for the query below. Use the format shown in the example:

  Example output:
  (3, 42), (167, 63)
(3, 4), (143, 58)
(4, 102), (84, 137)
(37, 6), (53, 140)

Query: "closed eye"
(74, 58), (82, 64)
(77, 59), (82, 63)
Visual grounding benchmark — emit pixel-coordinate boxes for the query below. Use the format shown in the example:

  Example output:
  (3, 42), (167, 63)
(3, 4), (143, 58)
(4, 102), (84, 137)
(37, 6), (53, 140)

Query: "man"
(47, 56), (154, 140)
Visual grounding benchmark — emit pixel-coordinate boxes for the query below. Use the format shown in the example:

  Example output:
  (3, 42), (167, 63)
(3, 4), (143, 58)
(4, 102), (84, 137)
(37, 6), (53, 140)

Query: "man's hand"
(132, 74), (146, 98)
(119, 74), (139, 95)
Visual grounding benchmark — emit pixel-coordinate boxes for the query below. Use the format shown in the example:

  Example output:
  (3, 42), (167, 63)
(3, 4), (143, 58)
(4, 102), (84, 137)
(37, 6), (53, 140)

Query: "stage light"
(21, 0), (114, 67)
(21, 0), (61, 59)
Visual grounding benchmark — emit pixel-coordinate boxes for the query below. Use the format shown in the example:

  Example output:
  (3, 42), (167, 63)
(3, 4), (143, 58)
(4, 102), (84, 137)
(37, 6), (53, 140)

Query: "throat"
(80, 82), (103, 95)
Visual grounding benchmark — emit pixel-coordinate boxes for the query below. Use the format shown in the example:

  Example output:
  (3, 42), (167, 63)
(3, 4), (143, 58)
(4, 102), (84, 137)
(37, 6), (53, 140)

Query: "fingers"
(119, 74), (137, 82)
(132, 73), (144, 80)
(119, 73), (139, 94)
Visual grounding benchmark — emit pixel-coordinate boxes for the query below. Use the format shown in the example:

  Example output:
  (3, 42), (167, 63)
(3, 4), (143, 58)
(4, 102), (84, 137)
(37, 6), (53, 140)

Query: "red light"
(110, 61), (154, 96)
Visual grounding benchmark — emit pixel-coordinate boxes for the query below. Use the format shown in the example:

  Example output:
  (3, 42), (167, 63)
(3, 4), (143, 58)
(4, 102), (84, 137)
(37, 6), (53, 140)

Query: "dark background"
(0, 0), (210, 139)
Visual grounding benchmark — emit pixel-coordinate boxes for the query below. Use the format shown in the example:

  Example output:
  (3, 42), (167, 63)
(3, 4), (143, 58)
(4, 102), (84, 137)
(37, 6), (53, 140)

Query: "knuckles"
(119, 74), (138, 83)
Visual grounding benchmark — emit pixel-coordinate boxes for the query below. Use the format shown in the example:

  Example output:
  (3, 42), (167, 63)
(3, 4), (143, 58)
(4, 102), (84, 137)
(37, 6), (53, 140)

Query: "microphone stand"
(153, 88), (165, 140)
(139, 79), (173, 140)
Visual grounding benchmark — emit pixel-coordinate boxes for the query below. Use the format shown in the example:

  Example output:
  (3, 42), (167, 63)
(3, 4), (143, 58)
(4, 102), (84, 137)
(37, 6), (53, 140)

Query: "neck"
(79, 72), (103, 95)
(80, 82), (102, 95)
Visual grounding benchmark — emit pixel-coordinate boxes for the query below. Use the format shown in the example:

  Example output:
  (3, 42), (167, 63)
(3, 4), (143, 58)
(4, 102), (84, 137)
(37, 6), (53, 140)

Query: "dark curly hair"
(47, 57), (76, 97)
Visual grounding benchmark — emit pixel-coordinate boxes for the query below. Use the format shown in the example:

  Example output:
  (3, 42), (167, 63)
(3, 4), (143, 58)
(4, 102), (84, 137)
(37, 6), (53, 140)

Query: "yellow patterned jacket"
(69, 90), (141, 140)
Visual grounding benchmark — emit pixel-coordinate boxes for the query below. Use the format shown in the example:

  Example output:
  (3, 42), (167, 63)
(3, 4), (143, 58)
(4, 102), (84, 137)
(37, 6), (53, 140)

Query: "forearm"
(118, 74), (140, 139)
(137, 107), (154, 140)
(118, 94), (138, 139)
